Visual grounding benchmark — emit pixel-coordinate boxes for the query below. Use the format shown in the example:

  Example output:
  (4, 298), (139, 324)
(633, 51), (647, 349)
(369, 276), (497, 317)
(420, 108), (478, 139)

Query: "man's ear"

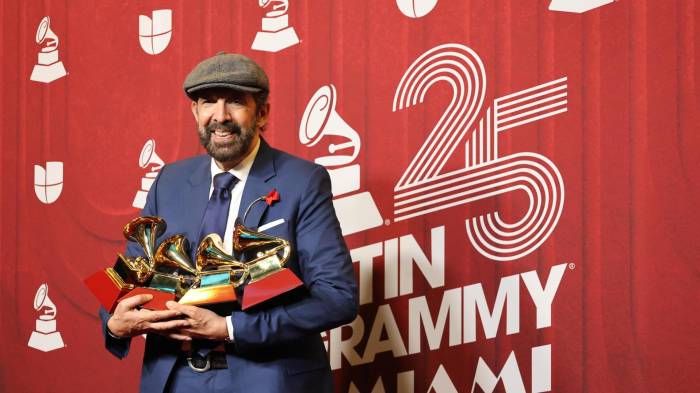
(190, 101), (199, 121)
(256, 102), (270, 130)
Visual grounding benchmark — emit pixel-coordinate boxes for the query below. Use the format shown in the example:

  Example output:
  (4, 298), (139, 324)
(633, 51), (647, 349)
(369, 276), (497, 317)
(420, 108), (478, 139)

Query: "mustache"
(205, 121), (241, 135)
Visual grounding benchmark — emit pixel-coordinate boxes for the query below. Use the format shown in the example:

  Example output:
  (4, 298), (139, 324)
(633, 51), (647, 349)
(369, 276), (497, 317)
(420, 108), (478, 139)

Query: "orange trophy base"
(179, 284), (238, 306)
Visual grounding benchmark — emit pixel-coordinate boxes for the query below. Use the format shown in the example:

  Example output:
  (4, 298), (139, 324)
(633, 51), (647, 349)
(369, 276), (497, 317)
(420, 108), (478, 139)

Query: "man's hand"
(165, 301), (229, 341)
(107, 294), (191, 341)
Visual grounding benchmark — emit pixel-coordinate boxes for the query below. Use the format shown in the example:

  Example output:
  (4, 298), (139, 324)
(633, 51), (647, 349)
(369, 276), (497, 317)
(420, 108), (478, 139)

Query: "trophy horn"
(233, 224), (291, 260)
(196, 233), (249, 286)
(123, 216), (166, 264)
(154, 234), (197, 276)
(232, 223), (291, 282)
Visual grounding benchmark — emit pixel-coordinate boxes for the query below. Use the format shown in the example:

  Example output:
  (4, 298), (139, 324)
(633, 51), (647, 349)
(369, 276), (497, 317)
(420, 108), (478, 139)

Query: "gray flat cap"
(183, 52), (269, 99)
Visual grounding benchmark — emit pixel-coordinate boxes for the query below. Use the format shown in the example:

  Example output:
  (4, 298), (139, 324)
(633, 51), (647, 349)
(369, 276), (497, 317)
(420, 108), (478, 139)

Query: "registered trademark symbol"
(568, 263), (576, 270)
(384, 219), (391, 226)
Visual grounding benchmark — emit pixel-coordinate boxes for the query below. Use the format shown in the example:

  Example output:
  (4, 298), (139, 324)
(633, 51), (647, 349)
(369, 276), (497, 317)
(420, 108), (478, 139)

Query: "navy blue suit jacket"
(100, 139), (358, 392)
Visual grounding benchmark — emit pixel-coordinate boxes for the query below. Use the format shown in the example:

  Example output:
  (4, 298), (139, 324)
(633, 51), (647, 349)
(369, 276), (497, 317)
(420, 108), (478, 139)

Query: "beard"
(197, 117), (257, 164)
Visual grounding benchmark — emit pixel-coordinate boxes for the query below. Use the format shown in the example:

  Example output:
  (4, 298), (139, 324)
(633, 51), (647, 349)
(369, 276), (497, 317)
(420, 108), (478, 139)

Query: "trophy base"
(30, 62), (67, 83)
(28, 331), (64, 352)
(125, 287), (175, 310)
(179, 284), (237, 306)
(241, 269), (304, 310)
(84, 269), (134, 313)
(251, 27), (299, 53)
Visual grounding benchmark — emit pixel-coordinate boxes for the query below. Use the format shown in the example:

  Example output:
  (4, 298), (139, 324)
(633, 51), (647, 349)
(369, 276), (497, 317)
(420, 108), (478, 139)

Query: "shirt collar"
(209, 137), (260, 183)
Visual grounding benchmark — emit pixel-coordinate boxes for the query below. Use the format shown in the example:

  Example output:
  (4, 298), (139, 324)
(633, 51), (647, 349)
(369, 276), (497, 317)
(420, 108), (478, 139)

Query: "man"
(99, 52), (358, 393)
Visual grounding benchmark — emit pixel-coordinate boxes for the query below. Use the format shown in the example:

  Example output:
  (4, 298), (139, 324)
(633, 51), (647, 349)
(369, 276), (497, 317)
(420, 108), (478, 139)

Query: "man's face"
(191, 88), (269, 167)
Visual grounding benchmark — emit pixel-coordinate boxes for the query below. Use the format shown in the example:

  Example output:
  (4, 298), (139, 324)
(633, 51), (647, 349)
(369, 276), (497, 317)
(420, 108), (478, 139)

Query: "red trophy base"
(84, 270), (134, 313)
(242, 269), (304, 310)
(123, 287), (175, 310)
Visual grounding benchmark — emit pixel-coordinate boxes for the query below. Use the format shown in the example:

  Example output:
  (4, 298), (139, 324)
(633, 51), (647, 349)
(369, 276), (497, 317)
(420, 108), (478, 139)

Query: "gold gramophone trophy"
(85, 216), (198, 311)
(85, 216), (162, 312)
(176, 233), (247, 306)
(231, 193), (304, 310)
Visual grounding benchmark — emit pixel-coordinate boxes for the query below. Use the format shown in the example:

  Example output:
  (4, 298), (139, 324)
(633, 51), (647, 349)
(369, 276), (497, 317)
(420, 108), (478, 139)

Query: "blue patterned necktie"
(199, 172), (238, 245)
(194, 172), (237, 356)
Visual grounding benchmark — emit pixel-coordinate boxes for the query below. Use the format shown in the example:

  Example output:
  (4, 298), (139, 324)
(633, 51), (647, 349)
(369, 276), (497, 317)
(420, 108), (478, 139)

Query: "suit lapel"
(238, 138), (276, 229)
(185, 155), (213, 253)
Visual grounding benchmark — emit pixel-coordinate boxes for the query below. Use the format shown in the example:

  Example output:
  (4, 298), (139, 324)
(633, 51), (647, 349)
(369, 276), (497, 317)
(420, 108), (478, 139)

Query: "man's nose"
(212, 99), (231, 123)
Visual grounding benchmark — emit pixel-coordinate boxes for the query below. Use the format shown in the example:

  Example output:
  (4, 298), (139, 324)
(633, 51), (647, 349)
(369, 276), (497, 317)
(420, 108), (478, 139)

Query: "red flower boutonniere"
(264, 189), (280, 206)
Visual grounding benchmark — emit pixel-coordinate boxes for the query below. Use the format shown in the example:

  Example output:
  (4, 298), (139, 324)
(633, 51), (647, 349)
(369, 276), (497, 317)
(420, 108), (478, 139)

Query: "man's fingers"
(166, 301), (200, 317)
(117, 294), (153, 311)
(147, 319), (190, 332)
(178, 328), (206, 339)
(142, 309), (183, 322)
(164, 332), (192, 341)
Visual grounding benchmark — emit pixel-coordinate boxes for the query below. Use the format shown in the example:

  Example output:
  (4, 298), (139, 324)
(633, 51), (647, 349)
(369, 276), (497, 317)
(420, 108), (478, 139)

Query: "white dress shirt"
(208, 138), (260, 254)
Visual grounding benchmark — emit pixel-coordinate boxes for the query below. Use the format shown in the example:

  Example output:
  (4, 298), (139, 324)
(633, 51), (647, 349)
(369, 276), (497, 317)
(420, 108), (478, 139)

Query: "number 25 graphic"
(393, 44), (566, 261)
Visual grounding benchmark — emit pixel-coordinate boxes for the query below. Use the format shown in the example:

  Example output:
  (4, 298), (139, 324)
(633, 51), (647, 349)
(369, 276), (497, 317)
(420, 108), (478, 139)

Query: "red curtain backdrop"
(1, 1), (698, 392)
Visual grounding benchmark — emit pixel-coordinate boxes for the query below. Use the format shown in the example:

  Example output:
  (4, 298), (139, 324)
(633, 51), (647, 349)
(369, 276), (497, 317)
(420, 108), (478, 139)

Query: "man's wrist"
(106, 318), (127, 339)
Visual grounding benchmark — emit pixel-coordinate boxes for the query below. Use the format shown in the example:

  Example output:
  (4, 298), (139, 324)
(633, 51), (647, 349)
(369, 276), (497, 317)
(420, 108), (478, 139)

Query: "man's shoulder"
(162, 154), (210, 174)
(269, 145), (323, 177)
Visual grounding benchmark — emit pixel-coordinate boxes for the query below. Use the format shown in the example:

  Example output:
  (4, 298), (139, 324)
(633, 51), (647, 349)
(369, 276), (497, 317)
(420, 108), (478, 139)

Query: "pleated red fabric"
(1, 1), (698, 392)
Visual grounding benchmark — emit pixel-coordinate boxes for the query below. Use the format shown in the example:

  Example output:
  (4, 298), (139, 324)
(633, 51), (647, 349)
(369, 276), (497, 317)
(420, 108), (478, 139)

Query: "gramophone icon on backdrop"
(132, 139), (165, 209)
(299, 84), (383, 236)
(27, 283), (64, 352)
(30, 16), (67, 83)
(251, 0), (300, 53)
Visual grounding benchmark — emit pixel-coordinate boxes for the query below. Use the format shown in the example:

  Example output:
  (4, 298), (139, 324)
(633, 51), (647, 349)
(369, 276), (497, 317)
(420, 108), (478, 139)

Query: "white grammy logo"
(132, 139), (164, 209)
(299, 84), (383, 236)
(251, 0), (300, 53)
(549, 0), (613, 13)
(27, 284), (64, 352)
(34, 161), (63, 204)
(139, 9), (172, 55)
(29, 16), (67, 83)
